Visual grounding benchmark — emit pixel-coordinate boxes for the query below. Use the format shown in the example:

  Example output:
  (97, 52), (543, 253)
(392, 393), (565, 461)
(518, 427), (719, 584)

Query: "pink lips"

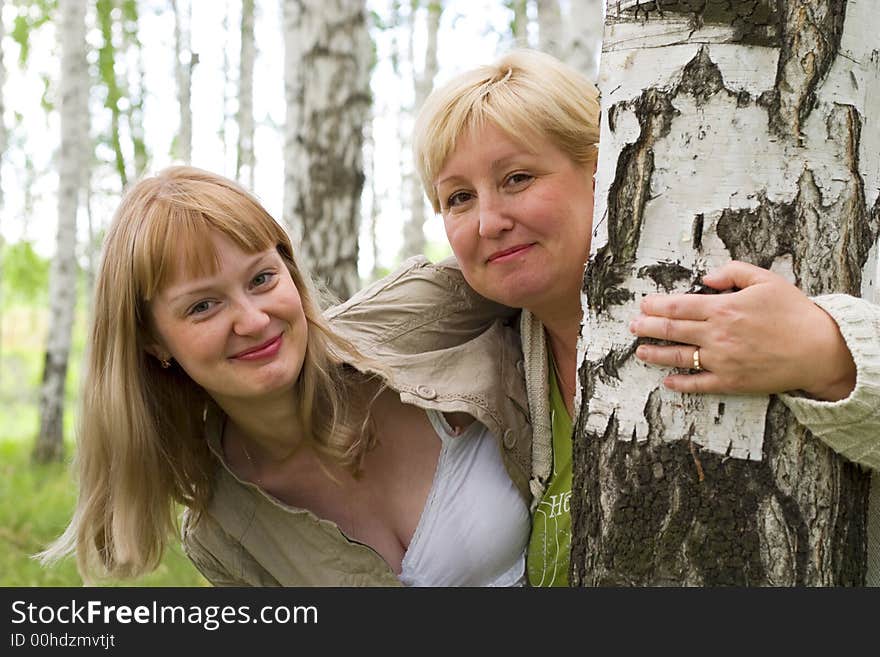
(231, 334), (283, 361)
(487, 243), (534, 263)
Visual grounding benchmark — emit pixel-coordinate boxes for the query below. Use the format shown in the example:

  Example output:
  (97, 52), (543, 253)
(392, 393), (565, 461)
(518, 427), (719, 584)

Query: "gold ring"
(693, 348), (702, 371)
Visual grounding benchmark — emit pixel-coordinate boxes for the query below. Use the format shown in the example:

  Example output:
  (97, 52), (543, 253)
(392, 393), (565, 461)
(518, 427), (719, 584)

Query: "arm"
(630, 261), (880, 468)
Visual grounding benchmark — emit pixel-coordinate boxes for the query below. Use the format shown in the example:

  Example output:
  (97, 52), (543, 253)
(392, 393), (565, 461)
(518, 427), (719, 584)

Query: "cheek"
(443, 217), (475, 261)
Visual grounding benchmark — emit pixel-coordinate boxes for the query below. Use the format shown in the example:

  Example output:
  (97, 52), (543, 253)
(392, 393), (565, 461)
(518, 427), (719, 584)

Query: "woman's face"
(435, 122), (595, 316)
(148, 231), (308, 407)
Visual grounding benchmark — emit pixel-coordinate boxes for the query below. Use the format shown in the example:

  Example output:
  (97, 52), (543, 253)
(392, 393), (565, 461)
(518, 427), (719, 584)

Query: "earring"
(160, 358), (171, 369)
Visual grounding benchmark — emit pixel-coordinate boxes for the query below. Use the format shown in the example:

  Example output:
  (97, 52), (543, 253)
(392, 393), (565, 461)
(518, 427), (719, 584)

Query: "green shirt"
(526, 355), (573, 587)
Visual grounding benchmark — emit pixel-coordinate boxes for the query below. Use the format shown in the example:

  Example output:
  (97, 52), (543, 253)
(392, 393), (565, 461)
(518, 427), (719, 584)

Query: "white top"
(398, 410), (530, 587)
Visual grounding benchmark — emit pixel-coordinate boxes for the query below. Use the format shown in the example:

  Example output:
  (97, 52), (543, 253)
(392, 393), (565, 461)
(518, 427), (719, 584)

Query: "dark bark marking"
(572, 392), (869, 586)
(615, 0), (780, 46)
(767, 0), (848, 139)
(717, 106), (874, 298)
(639, 261), (693, 292)
(692, 213), (704, 251)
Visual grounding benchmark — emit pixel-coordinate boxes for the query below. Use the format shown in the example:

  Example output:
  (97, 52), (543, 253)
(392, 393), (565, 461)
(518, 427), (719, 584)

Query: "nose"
(478, 195), (515, 238)
(232, 297), (271, 335)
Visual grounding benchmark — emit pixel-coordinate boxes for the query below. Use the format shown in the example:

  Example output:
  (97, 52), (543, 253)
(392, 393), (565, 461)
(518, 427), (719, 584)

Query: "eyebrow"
(167, 251), (274, 304)
(435, 153), (534, 189)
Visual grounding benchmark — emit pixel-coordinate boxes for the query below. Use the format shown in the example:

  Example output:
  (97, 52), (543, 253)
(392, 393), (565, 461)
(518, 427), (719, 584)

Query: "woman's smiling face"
(435, 122), (595, 315)
(148, 231), (308, 407)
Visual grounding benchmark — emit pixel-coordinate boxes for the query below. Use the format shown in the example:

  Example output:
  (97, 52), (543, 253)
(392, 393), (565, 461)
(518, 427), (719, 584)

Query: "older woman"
(412, 49), (880, 586)
(41, 166), (531, 586)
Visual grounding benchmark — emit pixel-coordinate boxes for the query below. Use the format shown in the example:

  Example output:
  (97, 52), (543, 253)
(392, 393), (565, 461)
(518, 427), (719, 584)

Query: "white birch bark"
(536, 0), (563, 58)
(572, 0), (879, 585)
(35, 0), (89, 462)
(282, 0), (371, 300)
(402, 0), (442, 259)
(237, 0), (255, 189)
(172, 0), (193, 163)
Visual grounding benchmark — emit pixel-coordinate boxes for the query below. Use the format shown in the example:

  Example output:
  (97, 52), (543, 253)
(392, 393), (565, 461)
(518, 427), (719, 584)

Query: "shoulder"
(327, 256), (518, 352)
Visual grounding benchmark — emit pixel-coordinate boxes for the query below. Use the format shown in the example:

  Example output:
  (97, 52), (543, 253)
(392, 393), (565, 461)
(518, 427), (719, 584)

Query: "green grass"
(0, 303), (207, 586)
(0, 439), (208, 586)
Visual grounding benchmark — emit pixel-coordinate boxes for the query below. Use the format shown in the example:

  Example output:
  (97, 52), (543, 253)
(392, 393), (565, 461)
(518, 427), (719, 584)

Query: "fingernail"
(629, 320), (637, 334)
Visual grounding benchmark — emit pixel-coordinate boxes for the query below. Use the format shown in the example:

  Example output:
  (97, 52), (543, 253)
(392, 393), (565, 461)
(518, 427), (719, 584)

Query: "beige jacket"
(181, 257), (531, 586)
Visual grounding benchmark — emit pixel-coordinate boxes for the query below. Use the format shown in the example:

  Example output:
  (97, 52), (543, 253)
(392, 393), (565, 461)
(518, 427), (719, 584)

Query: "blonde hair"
(40, 166), (378, 580)
(413, 49), (600, 212)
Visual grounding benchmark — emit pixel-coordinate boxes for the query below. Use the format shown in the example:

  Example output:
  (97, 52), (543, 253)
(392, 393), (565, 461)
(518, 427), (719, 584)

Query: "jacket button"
(416, 385), (437, 400)
(515, 360), (525, 375)
(502, 429), (517, 449)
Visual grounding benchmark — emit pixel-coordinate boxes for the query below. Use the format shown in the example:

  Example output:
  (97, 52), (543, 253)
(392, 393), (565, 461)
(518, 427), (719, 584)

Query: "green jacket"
(181, 257), (531, 586)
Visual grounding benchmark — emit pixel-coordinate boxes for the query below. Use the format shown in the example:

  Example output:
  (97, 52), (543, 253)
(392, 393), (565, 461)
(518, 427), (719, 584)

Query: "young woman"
(41, 166), (531, 586)
(412, 49), (880, 586)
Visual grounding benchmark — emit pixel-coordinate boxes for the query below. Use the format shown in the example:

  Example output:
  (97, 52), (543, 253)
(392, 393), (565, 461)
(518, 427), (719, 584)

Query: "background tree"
(282, 0), (372, 300)
(572, 0), (880, 586)
(0, 0), (6, 382)
(401, 0), (441, 260)
(34, 0), (89, 463)
(535, 0), (561, 57)
(237, 0), (255, 188)
(564, 0), (601, 80)
(172, 0), (194, 163)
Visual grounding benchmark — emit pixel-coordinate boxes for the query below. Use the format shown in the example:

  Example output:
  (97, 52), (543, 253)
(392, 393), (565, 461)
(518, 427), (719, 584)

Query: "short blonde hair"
(413, 49), (600, 212)
(41, 166), (377, 580)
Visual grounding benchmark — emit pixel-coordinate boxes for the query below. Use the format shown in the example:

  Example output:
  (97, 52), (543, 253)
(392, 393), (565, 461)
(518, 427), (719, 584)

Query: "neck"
(217, 391), (303, 462)
(536, 307), (581, 417)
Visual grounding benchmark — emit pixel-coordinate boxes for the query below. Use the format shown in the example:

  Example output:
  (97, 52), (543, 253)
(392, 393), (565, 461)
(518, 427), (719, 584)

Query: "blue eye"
(187, 300), (213, 316)
(251, 271), (276, 288)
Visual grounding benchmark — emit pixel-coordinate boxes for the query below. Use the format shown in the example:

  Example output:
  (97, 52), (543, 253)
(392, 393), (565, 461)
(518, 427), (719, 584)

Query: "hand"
(629, 261), (857, 401)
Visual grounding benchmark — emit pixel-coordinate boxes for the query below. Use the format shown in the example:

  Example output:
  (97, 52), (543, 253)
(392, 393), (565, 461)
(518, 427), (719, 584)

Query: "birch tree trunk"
(282, 0), (371, 301)
(571, 0), (879, 586)
(35, 0), (89, 463)
(172, 0), (193, 163)
(564, 0), (602, 80)
(507, 0), (529, 44)
(536, 0), (562, 58)
(0, 0), (6, 383)
(402, 0), (442, 259)
(237, 0), (255, 189)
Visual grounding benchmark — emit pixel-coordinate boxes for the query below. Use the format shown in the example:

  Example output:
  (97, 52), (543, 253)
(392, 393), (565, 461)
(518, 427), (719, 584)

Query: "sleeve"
(326, 255), (517, 354)
(180, 509), (251, 587)
(778, 294), (880, 471)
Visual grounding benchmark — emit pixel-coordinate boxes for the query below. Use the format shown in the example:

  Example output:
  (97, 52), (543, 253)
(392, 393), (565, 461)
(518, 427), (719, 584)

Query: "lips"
(487, 243), (534, 263)
(230, 334), (283, 360)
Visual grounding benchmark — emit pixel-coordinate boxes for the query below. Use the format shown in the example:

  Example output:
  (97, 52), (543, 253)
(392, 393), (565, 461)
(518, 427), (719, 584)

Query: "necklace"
(240, 441), (262, 487)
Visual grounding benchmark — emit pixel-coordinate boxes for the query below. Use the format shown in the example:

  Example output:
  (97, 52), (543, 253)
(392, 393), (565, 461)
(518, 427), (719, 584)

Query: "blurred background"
(0, 0), (602, 585)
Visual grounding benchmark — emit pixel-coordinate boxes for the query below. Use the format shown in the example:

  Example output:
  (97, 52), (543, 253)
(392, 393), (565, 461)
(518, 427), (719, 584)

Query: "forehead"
(437, 123), (552, 181)
(149, 225), (275, 300)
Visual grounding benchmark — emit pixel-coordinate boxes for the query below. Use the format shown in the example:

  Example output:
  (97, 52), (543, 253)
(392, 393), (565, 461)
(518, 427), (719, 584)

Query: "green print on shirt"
(526, 354), (572, 587)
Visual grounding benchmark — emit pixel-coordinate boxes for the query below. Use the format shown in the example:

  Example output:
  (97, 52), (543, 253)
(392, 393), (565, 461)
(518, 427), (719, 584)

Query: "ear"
(144, 342), (171, 363)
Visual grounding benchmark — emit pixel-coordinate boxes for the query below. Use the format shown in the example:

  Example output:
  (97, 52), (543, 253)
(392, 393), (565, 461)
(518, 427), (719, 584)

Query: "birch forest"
(0, 0), (600, 586)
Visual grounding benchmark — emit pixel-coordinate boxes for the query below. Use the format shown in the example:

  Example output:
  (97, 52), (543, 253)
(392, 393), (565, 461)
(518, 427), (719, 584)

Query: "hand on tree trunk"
(629, 260), (857, 401)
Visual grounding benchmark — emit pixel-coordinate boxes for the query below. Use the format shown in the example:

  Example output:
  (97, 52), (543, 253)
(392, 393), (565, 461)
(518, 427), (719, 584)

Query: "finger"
(662, 372), (727, 394)
(640, 292), (715, 320)
(636, 343), (705, 370)
(702, 260), (772, 291)
(631, 317), (705, 346)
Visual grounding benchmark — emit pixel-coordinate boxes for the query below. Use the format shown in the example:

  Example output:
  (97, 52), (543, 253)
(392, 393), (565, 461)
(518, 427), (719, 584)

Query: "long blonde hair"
(40, 166), (377, 580)
(413, 49), (600, 212)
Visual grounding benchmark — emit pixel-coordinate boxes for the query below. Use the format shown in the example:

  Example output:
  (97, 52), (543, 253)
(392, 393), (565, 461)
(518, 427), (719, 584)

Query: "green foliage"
(0, 440), (207, 586)
(423, 239), (454, 264)
(10, 0), (56, 67)
(1, 241), (49, 304)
